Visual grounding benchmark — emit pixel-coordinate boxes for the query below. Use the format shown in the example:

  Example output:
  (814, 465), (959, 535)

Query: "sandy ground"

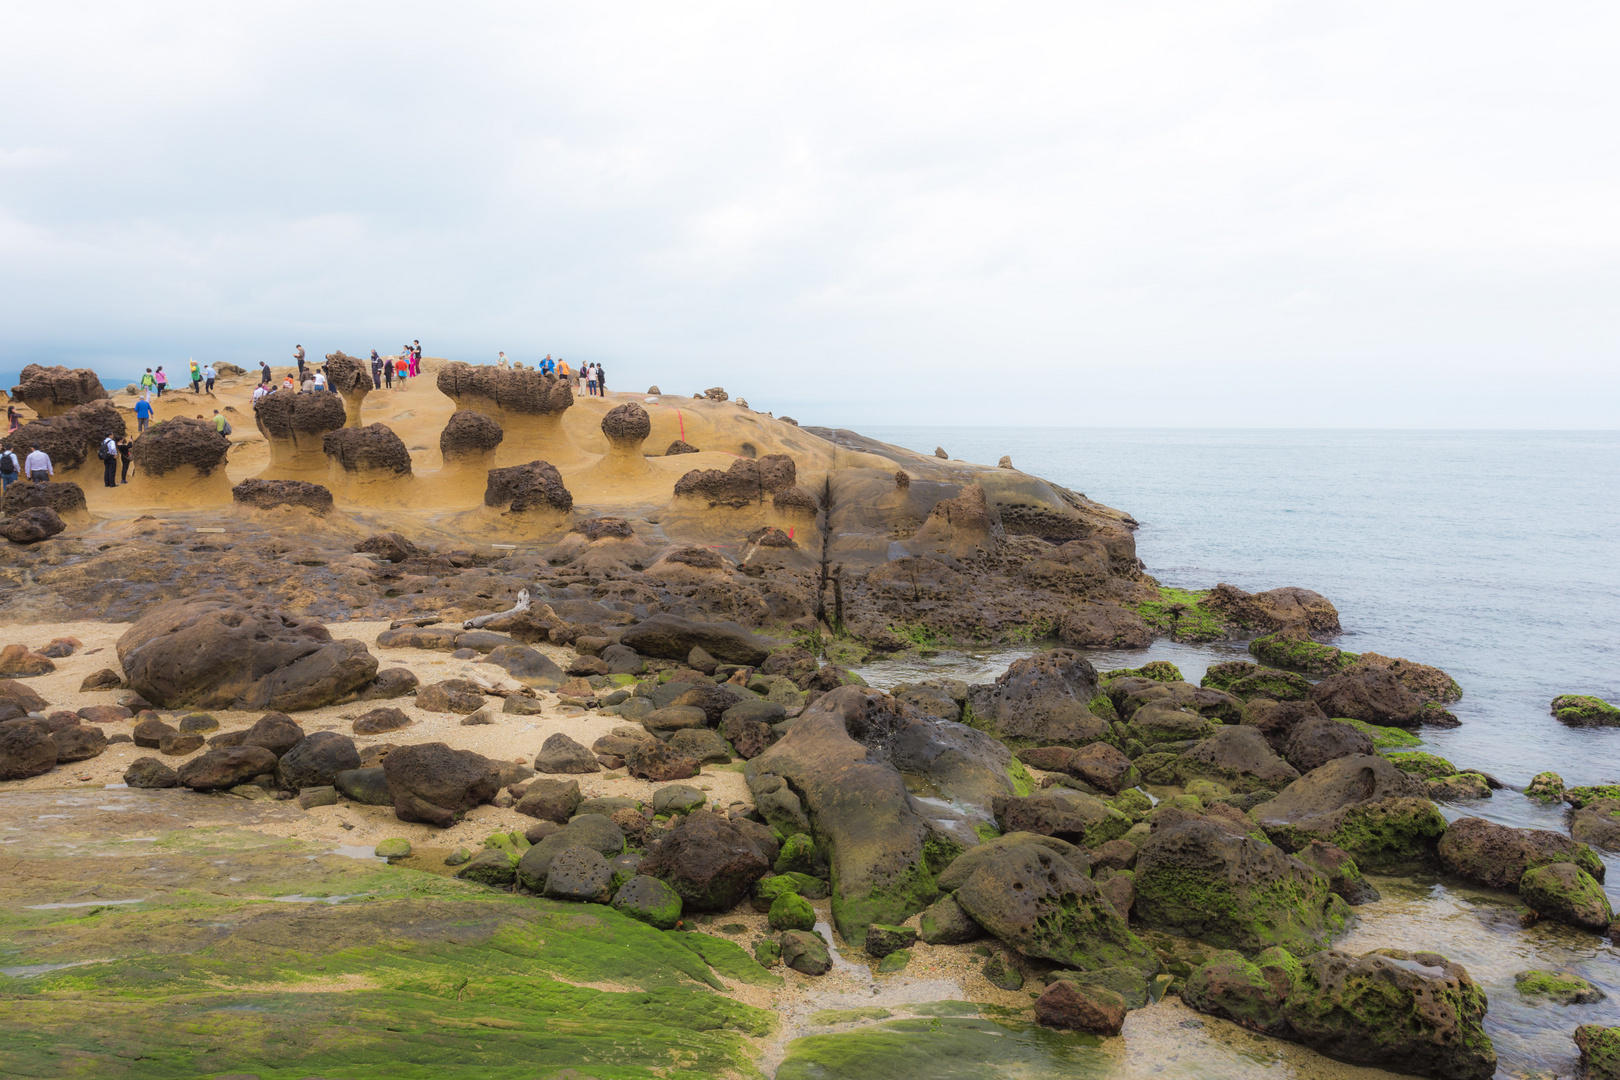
(0, 617), (751, 854)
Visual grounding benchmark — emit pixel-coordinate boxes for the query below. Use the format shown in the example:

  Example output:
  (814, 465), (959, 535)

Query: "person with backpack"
(154, 367), (168, 396)
(0, 445), (19, 492)
(370, 350), (383, 389)
(99, 434), (119, 488)
(140, 368), (156, 395)
(212, 410), (231, 437)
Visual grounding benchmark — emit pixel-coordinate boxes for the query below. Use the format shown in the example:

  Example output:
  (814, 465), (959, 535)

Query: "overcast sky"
(2, 2), (1616, 427)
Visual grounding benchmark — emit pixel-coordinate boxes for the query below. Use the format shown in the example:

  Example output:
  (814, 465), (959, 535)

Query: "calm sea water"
(858, 428), (1620, 835)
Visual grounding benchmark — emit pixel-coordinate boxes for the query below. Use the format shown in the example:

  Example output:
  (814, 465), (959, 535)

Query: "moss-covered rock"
(1254, 754), (1445, 869)
(768, 891), (817, 932)
(1182, 947), (1296, 1033)
(1551, 694), (1620, 727)
(1133, 819), (1350, 954)
(780, 929), (832, 975)
(865, 923), (918, 958)
(1437, 816), (1605, 889)
(1387, 751), (1457, 780)
(1524, 771), (1565, 803)
(1202, 661), (1313, 702)
(774, 832), (828, 877)
(983, 952), (1024, 990)
(1337, 717), (1421, 750)
(919, 893), (984, 945)
(1571, 798), (1620, 852)
(611, 874), (684, 930)
(1249, 632), (1357, 676)
(374, 838), (411, 859)
(1514, 969), (1606, 1004)
(1423, 773), (1490, 801)
(1576, 1025), (1620, 1080)
(1101, 661), (1183, 683)
(1566, 784), (1620, 808)
(454, 846), (519, 887)
(1283, 948), (1496, 1080)
(1518, 862), (1614, 933)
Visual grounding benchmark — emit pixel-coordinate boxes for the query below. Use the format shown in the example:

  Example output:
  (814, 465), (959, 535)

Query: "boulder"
(116, 599), (378, 711)
(177, 746), (279, 790)
(619, 614), (772, 666)
(1182, 948), (1296, 1034)
(611, 875), (684, 929)
(1067, 742), (1138, 795)
(240, 713), (306, 756)
(1202, 583), (1342, 638)
(543, 846), (614, 903)
(1518, 863), (1613, 933)
(1283, 948), (1496, 1080)
(1202, 661), (1313, 702)
(937, 832), (1089, 891)
(1253, 755), (1445, 869)
(1057, 603), (1153, 650)
(1177, 726), (1300, 793)
(323, 423), (412, 477)
(416, 679), (487, 714)
(51, 724), (107, 763)
(352, 707), (413, 735)
(671, 682), (748, 724)
(1551, 694), (1620, 727)
(768, 892), (817, 931)
(0, 644), (55, 678)
(159, 732), (205, 756)
(533, 732), (601, 774)
(439, 409), (504, 463)
(484, 460), (573, 515)
(0, 506), (66, 544)
(334, 767), (392, 806)
(79, 668), (124, 692)
(779, 930), (832, 976)
(1125, 701), (1220, 746)
(130, 416), (229, 477)
(382, 742), (498, 828)
(1034, 980), (1126, 1035)
(672, 454), (795, 507)
(1283, 717), (1375, 774)
(991, 791), (1130, 847)
(669, 727), (731, 765)
(1575, 1025), (1620, 1080)
(0, 679), (50, 722)
(9, 363), (107, 416)
(965, 649), (1110, 746)
(624, 739), (700, 782)
(274, 731), (360, 791)
(1241, 698), (1330, 752)
(1308, 667), (1425, 727)
(479, 645), (566, 689)
(638, 811), (774, 912)
(132, 717), (177, 748)
(1135, 819), (1350, 953)
(123, 757), (178, 788)
(953, 843), (1156, 972)
(2, 479), (88, 522)
(1571, 799), (1620, 852)
(0, 721), (57, 779)
(516, 815), (626, 889)
(919, 893), (985, 945)
(1438, 816), (1605, 889)
(515, 778), (582, 823)
(1294, 841), (1380, 905)
(355, 532), (417, 563)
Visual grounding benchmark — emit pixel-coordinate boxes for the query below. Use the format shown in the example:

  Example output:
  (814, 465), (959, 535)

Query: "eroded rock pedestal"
(128, 416), (232, 504)
(8, 364), (108, 418)
(439, 410), (504, 491)
(437, 362), (583, 467)
(484, 459), (574, 533)
(323, 423), (415, 504)
(255, 389), (349, 479)
(322, 351), (373, 427)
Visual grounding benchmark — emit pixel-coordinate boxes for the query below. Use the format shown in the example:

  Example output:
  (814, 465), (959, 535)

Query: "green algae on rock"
(1100, 660), (1183, 683)
(1387, 751), (1457, 780)
(1201, 661), (1313, 702)
(1518, 862), (1614, 933)
(1514, 969), (1606, 1004)
(1550, 694), (1620, 727)
(1249, 632), (1358, 676)
(776, 1016), (1105, 1080)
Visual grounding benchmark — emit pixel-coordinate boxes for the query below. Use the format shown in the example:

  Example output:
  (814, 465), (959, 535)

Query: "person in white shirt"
(203, 364), (217, 393)
(252, 383), (269, 405)
(99, 435), (119, 488)
(24, 448), (52, 483)
(313, 370), (328, 391)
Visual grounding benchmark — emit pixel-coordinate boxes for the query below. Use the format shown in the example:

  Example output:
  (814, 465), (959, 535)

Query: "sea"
(853, 428), (1620, 832)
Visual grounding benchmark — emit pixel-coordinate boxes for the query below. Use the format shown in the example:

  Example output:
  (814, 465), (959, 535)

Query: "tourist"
(154, 367), (167, 396)
(212, 410), (228, 435)
(300, 373), (315, 393)
(596, 363), (607, 394)
(259, 361), (272, 385)
(557, 358), (571, 386)
(140, 368), (156, 395)
(25, 446), (53, 483)
(313, 368), (328, 392)
(0, 445), (18, 492)
(135, 395), (153, 433)
(294, 344), (306, 379)
(203, 363), (217, 393)
(585, 364), (598, 397)
(395, 355), (409, 387)
(98, 434), (118, 488)
(498, 351), (509, 369)
(282, 374), (297, 393)
(116, 435), (132, 484)
(412, 340), (422, 376)
(251, 382), (268, 406)
(370, 350), (382, 389)
(189, 359), (202, 393)
(7, 405), (19, 433)
(383, 356), (394, 390)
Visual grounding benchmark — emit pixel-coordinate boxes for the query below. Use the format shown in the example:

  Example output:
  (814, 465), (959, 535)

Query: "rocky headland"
(1, 359), (1616, 1080)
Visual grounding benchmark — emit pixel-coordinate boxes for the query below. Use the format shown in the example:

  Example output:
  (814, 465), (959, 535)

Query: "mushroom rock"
(2, 480), (90, 524)
(6, 400), (126, 478)
(576, 402), (656, 482)
(9, 364), (108, 418)
(128, 416), (232, 504)
(540, 515), (654, 573)
(665, 440), (700, 455)
(438, 410), (504, 490)
(322, 351), (373, 426)
(672, 455), (797, 509)
(231, 478), (334, 515)
(484, 460), (573, 530)
(253, 388), (348, 478)
(323, 423), (414, 503)
(906, 482), (1004, 563)
(665, 453), (809, 543)
(436, 362), (583, 467)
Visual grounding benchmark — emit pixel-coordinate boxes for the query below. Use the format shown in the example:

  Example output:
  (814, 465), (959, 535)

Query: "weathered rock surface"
(1254, 755), (1445, 869)
(177, 746), (279, 790)
(382, 742), (498, 827)
(0, 506), (66, 544)
(231, 478), (334, 513)
(639, 811), (774, 912)
(1437, 816), (1605, 889)
(117, 599), (377, 711)
(485, 460), (573, 514)
(619, 614), (772, 666)
(966, 648), (1109, 746)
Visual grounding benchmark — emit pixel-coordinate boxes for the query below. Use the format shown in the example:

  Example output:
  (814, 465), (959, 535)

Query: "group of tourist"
(137, 362), (216, 397)
(496, 352), (608, 396)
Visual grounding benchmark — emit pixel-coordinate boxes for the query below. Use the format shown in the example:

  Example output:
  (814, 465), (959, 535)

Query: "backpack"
(221, 421), (233, 436)
(0, 452), (16, 477)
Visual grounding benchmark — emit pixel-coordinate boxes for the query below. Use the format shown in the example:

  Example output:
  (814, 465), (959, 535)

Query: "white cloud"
(1, 0), (1617, 425)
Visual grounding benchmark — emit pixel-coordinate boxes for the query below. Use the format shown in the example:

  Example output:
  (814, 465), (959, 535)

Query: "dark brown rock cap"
(673, 454), (796, 508)
(10, 364), (108, 411)
(2, 480), (87, 518)
(232, 478), (334, 513)
(131, 417), (229, 477)
(440, 410), (504, 460)
(4, 400), (126, 472)
(322, 351), (373, 394)
(437, 362), (573, 415)
(254, 388), (348, 439)
(601, 403), (651, 445)
(485, 460), (573, 513)
(323, 423), (412, 475)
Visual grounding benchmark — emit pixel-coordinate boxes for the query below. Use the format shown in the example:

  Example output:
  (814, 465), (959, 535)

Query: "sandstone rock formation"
(322, 351), (373, 426)
(9, 364), (108, 417)
(129, 416), (232, 502)
(1, 481), (88, 523)
(0, 507), (66, 544)
(323, 423), (414, 502)
(254, 389), (349, 478)
(439, 409), (504, 477)
(484, 460), (573, 526)
(4, 400), (125, 477)
(436, 362), (581, 466)
(231, 478), (334, 514)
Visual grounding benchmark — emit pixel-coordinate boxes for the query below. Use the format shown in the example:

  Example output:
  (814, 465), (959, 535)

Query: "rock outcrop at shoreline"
(231, 477), (334, 514)
(8, 363), (108, 418)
